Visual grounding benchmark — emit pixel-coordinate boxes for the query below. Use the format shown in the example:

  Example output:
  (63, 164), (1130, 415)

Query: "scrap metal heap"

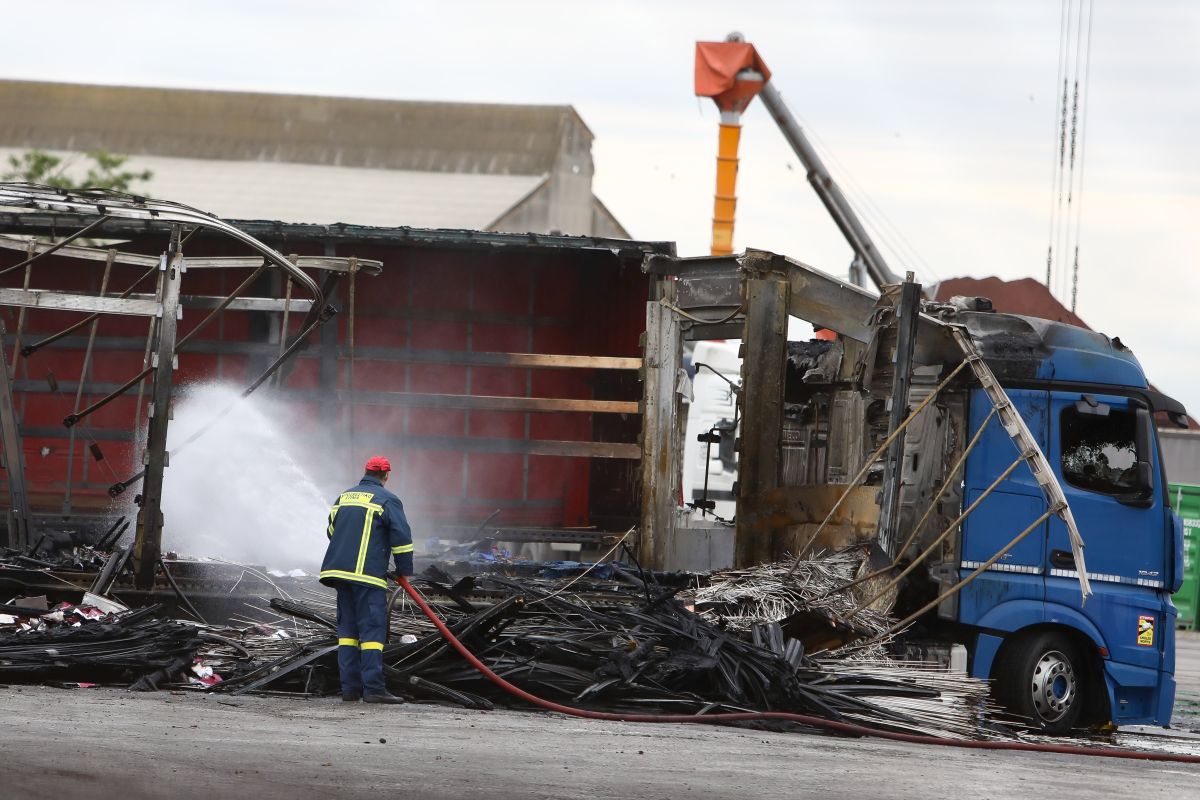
(0, 549), (1005, 741)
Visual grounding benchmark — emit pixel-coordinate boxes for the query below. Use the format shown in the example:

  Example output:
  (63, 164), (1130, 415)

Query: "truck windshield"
(1060, 407), (1138, 495)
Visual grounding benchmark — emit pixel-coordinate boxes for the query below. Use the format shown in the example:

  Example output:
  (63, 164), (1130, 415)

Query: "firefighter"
(319, 455), (413, 703)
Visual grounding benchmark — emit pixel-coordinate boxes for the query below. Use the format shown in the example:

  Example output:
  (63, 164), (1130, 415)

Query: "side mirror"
(1117, 407), (1155, 508)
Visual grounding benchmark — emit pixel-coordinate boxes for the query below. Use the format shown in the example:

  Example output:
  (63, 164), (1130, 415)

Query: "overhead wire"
(1070, 0), (1096, 314)
(1045, 0), (1071, 290)
(1057, 0), (1087, 301)
(792, 113), (941, 283)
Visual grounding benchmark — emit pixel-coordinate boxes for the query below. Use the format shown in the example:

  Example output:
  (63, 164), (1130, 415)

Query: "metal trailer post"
(878, 272), (922, 557)
(131, 226), (184, 589)
(0, 318), (31, 549)
(638, 296), (684, 567)
(757, 82), (900, 290)
(734, 277), (789, 567)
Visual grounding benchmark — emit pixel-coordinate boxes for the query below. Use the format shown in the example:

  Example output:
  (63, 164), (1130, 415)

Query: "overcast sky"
(2, 1), (1198, 409)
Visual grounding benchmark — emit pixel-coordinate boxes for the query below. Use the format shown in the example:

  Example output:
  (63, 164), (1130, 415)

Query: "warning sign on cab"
(1137, 615), (1155, 647)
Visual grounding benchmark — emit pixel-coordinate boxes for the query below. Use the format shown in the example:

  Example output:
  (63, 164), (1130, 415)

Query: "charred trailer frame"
(0, 185), (357, 588)
(0, 187), (673, 590)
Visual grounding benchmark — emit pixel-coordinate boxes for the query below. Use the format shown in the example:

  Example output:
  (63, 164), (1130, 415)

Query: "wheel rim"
(1030, 649), (1076, 723)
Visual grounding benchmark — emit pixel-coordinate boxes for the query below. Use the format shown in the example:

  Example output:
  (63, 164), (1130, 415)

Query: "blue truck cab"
(951, 312), (1186, 732)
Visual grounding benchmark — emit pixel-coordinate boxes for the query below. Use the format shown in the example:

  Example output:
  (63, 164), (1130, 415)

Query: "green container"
(1169, 483), (1200, 630)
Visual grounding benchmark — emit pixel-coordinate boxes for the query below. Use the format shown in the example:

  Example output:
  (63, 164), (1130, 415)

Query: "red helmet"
(364, 455), (391, 473)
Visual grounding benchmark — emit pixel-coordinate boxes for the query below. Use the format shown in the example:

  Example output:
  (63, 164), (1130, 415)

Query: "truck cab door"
(958, 388), (1049, 626)
(1045, 392), (1169, 688)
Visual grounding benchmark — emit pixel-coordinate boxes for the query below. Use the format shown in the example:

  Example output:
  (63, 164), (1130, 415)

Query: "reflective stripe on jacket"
(320, 475), (414, 588)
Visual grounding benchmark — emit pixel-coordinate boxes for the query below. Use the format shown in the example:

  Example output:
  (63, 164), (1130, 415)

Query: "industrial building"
(0, 80), (627, 237)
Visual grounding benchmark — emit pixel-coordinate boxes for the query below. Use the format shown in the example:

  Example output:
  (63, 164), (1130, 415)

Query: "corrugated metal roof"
(0, 79), (587, 175)
(0, 148), (547, 230)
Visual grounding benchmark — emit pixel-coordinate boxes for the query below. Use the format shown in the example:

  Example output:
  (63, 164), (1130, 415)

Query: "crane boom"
(757, 82), (900, 289)
(695, 36), (901, 290)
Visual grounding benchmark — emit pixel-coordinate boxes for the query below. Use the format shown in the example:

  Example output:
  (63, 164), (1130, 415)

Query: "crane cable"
(1070, 0), (1095, 314)
(794, 112), (940, 283)
(1045, 0), (1073, 292)
(1059, 0), (1088, 302)
(1045, 0), (1095, 309)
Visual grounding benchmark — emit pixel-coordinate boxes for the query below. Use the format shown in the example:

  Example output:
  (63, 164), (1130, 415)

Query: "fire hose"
(393, 577), (1200, 765)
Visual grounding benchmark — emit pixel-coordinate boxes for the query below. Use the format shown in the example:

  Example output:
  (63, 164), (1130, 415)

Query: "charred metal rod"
(845, 453), (1027, 619)
(475, 509), (502, 536)
(64, 367), (150, 427)
(832, 407), (998, 596)
(786, 358), (971, 576)
(108, 311), (334, 496)
(159, 556), (207, 625)
(240, 311), (332, 396)
(950, 326), (1090, 602)
(95, 516), (128, 551)
(889, 407), (998, 566)
(174, 261), (268, 352)
(22, 263), (158, 357)
(64, 250), (116, 512)
(661, 298), (745, 325)
(273, 274), (293, 388)
(197, 631), (251, 659)
(179, 225), (202, 249)
(524, 527), (635, 607)
(10, 241), (32, 375)
(91, 544), (132, 596)
(876, 506), (1058, 640)
(0, 215), (112, 278)
(63, 262), (270, 428)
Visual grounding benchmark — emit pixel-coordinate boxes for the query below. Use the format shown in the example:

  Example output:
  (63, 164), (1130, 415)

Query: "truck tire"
(993, 631), (1084, 735)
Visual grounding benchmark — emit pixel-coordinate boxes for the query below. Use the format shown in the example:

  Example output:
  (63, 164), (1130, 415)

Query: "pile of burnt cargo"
(0, 547), (1003, 740)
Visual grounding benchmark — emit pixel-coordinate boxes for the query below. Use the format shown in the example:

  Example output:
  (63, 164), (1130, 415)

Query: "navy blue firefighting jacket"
(320, 475), (413, 589)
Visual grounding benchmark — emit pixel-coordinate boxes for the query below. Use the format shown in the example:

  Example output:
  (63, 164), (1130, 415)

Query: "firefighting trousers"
(334, 581), (388, 696)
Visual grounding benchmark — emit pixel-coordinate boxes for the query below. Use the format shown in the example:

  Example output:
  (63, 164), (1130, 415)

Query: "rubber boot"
(362, 692), (406, 705)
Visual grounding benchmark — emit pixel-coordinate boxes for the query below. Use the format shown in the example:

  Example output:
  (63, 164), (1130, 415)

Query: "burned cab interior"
(640, 248), (1092, 631)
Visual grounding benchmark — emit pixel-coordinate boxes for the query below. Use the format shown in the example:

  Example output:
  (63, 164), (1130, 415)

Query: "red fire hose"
(394, 577), (1200, 764)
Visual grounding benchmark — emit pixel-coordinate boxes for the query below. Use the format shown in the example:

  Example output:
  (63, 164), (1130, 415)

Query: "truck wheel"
(994, 631), (1084, 735)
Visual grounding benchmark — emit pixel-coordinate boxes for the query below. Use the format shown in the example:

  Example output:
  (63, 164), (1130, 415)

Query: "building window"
(1060, 407), (1139, 495)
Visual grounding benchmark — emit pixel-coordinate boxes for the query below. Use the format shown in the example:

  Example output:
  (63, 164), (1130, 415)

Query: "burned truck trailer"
(0, 187), (668, 574)
(641, 249), (1187, 733)
(0, 186), (1183, 733)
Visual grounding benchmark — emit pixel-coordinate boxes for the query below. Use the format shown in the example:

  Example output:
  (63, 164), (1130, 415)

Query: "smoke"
(159, 383), (333, 572)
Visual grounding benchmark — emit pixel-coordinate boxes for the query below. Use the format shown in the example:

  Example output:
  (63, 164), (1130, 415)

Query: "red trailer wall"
(0, 228), (652, 536)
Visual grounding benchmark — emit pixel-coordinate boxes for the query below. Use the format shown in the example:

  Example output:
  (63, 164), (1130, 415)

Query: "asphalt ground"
(1, 634), (1198, 800)
(0, 631), (1196, 798)
(1169, 629), (1200, 732)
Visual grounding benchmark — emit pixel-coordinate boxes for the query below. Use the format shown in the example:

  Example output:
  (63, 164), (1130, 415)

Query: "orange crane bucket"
(695, 39), (771, 256)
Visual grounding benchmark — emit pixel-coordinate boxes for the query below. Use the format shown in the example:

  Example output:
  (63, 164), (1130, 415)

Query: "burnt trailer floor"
(2, 684), (1196, 800)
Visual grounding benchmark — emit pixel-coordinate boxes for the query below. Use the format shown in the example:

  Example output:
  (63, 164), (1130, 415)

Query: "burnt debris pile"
(0, 603), (202, 689)
(0, 551), (1003, 740)
(208, 561), (1002, 740)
